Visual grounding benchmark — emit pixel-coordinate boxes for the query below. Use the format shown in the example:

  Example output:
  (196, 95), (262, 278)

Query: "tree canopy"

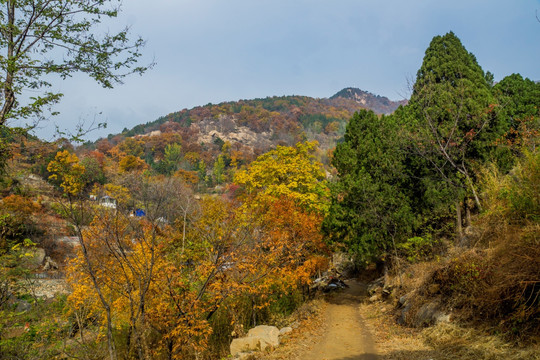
(323, 110), (415, 262)
(0, 0), (148, 127)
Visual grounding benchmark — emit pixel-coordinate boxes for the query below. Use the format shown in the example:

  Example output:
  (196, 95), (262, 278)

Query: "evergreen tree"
(491, 74), (540, 170)
(406, 32), (496, 210)
(323, 110), (415, 262)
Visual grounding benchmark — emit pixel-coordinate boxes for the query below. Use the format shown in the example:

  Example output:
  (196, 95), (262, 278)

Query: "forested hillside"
(0, 31), (538, 360)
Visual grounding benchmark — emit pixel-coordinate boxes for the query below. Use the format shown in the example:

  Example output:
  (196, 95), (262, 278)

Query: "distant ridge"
(331, 87), (407, 114)
(96, 88), (407, 154)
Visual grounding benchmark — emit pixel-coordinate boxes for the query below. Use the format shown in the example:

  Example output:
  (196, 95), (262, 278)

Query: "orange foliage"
(118, 155), (147, 173)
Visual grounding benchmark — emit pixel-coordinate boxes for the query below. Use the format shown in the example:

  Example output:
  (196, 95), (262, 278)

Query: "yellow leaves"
(234, 141), (329, 213)
(118, 154), (147, 173)
(103, 183), (131, 206)
(47, 150), (86, 195)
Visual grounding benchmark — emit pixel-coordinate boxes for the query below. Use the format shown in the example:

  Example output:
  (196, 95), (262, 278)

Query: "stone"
(399, 295), (408, 306)
(258, 338), (274, 352)
(29, 248), (46, 268)
(230, 337), (260, 356)
(435, 313), (451, 323)
(16, 300), (32, 312)
(231, 325), (281, 357)
(415, 302), (441, 326)
(42, 256), (58, 271)
(278, 327), (293, 336)
(398, 302), (411, 325)
(367, 277), (384, 295)
(247, 325), (280, 348)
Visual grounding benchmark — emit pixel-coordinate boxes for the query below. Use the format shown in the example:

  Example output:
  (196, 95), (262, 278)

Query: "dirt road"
(267, 279), (378, 360)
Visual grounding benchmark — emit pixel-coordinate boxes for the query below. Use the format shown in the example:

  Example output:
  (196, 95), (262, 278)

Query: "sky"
(24, 0), (540, 141)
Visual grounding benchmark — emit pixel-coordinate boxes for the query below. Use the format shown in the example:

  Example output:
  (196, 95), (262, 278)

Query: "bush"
(398, 236), (439, 263)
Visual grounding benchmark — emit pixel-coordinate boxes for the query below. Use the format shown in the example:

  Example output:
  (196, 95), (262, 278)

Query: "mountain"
(89, 89), (407, 175)
(109, 94), (372, 153)
(330, 87), (407, 114)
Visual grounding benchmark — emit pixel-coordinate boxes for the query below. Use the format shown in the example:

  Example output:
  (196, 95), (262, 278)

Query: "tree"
(47, 149), (86, 195)
(406, 32), (496, 211)
(323, 110), (416, 262)
(0, 0), (148, 127)
(212, 155), (225, 185)
(119, 154), (147, 173)
(234, 141), (328, 213)
(492, 74), (540, 162)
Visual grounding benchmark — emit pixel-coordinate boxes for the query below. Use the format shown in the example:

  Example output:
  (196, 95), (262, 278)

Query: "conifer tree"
(406, 32), (496, 210)
(323, 110), (415, 262)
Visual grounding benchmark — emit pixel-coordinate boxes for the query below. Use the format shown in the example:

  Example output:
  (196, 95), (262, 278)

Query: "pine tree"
(406, 32), (496, 210)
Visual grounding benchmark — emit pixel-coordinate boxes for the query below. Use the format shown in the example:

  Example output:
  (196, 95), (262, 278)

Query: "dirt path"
(267, 279), (378, 360)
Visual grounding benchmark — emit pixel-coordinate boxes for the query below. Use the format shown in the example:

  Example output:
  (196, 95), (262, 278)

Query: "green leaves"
(324, 110), (416, 262)
(0, 0), (150, 126)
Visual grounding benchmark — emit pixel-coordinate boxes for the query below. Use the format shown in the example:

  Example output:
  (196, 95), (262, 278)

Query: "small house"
(99, 196), (117, 209)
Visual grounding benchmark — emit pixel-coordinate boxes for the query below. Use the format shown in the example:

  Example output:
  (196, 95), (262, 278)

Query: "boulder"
(398, 295), (409, 306)
(415, 302), (449, 326)
(230, 337), (260, 356)
(310, 275), (348, 292)
(29, 248), (46, 268)
(398, 302), (411, 325)
(230, 325), (280, 357)
(435, 313), (451, 323)
(416, 302), (439, 326)
(247, 325), (280, 348)
(367, 277), (384, 295)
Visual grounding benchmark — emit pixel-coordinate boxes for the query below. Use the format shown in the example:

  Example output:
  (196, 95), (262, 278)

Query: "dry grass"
(387, 259), (441, 294)
(423, 322), (540, 360)
(358, 301), (432, 359)
(359, 300), (540, 360)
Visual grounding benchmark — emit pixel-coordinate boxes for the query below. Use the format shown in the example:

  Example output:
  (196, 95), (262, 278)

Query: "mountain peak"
(330, 87), (407, 114)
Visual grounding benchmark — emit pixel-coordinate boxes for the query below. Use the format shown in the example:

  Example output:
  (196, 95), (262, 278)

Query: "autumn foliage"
(59, 141), (330, 359)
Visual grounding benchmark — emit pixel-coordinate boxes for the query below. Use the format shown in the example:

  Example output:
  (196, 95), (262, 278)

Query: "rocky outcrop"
(230, 325), (292, 358)
(330, 87), (407, 114)
(42, 256), (59, 271)
(397, 295), (451, 327)
(196, 115), (273, 151)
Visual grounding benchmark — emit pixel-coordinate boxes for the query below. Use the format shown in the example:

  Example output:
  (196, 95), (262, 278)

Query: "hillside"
(103, 89), (402, 153)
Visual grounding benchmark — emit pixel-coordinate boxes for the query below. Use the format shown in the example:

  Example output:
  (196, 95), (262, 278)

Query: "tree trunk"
(456, 200), (463, 244)
(105, 307), (117, 360)
(465, 199), (472, 227)
(0, 1), (16, 125)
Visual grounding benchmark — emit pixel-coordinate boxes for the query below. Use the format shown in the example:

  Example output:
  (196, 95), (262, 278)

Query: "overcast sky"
(26, 0), (540, 140)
